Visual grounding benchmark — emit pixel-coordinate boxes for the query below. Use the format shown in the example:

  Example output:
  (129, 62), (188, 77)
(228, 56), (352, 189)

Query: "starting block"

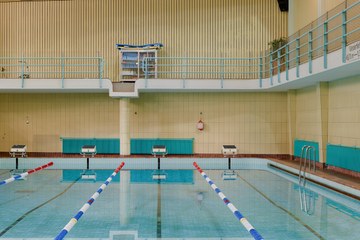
(80, 145), (97, 181)
(81, 145), (97, 157)
(152, 145), (167, 157)
(222, 145), (237, 156)
(10, 145), (27, 158)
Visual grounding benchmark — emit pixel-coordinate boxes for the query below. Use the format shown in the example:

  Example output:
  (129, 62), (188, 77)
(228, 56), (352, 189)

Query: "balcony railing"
(142, 0), (359, 87)
(0, 56), (104, 88)
(0, 0), (358, 91)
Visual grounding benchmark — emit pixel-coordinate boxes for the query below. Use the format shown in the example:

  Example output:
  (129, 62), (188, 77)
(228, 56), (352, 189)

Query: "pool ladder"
(299, 145), (316, 215)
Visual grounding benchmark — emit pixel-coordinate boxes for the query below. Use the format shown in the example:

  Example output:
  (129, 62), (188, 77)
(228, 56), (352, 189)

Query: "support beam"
(120, 98), (130, 155)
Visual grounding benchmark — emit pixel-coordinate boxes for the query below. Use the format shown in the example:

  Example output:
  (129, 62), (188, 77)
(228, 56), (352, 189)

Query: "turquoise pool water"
(0, 159), (359, 239)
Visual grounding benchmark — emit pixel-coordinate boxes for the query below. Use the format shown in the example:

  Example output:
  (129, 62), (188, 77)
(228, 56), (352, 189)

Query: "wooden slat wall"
(0, 0), (288, 81)
(0, 93), (119, 152)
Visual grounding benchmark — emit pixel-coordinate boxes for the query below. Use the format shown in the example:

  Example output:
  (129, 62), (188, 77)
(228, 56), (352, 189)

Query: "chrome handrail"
(298, 145), (317, 215)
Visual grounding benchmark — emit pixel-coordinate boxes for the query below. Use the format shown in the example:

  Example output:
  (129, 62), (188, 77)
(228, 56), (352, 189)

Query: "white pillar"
(318, 0), (326, 17)
(119, 171), (130, 225)
(120, 98), (130, 155)
(288, 0), (296, 36)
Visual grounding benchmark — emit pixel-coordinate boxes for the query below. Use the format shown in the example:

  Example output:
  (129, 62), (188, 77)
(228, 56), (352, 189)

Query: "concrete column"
(119, 171), (130, 225)
(316, 82), (329, 163)
(119, 98), (130, 155)
(287, 90), (297, 156)
(318, 0), (326, 17)
(288, 0), (296, 36)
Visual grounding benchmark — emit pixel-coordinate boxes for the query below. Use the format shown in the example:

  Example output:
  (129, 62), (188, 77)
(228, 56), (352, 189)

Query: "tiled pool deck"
(269, 158), (360, 191)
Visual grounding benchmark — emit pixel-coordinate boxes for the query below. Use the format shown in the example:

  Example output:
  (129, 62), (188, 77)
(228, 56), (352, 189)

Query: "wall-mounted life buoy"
(197, 119), (204, 131)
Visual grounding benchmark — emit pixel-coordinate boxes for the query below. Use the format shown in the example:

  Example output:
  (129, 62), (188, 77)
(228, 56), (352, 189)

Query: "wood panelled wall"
(130, 92), (289, 154)
(0, 93), (119, 152)
(0, 0), (288, 81)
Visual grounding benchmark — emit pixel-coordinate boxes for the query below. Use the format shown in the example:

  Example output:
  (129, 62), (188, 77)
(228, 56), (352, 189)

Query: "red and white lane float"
(0, 162), (54, 186)
(193, 162), (264, 240)
(54, 162), (125, 240)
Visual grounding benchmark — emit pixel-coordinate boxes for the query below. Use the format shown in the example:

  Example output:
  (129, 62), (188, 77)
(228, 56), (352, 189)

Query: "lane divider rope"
(54, 162), (125, 240)
(193, 162), (264, 240)
(0, 162), (54, 186)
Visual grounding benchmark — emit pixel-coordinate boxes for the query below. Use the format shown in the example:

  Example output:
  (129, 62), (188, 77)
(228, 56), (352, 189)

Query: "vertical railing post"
(342, 9), (347, 63)
(277, 49), (281, 83)
(285, 44), (289, 81)
(182, 58), (186, 80)
(21, 56), (25, 88)
(145, 57), (148, 88)
(220, 59), (224, 88)
(144, 57), (148, 79)
(99, 58), (103, 88)
(324, 21), (328, 69)
(296, 38), (300, 78)
(182, 58), (187, 88)
(270, 53), (273, 85)
(61, 55), (65, 88)
(259, 54), (263, 88)
(308, 30), (313, 74)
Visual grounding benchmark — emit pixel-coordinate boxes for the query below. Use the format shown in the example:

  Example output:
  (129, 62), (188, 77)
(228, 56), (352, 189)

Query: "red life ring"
(197, 120), (204, 131)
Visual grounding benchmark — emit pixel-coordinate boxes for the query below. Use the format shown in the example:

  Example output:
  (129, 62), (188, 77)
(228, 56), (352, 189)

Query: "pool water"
(0, 168), (359, 239)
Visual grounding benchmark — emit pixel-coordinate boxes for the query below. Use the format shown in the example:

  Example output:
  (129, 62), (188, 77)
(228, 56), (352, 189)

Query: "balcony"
(0, 1), (359, 98)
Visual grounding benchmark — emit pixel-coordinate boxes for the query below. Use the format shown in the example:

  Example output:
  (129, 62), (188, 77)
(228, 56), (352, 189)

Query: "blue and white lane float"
(193, 162), (264, 240)
(0, 162), (54, 186)
(54, 162), (125, 240)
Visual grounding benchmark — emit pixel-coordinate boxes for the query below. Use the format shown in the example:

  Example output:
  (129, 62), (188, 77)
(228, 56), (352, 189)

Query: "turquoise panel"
(62, 170), (120, 182)
(130, 138), (194, 154)
(130, 170), (194, 184)
(294, 139), (319, 162)
(327, 144), (360, 172)
(62, 138), (120, 154)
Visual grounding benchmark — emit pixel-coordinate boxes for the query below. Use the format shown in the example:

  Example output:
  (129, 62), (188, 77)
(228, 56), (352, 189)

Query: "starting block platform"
(222, 145), (237, 156)
(10, 145), (27, 158)
(152, 145), (167, 157)
(81, 145), (97, 157)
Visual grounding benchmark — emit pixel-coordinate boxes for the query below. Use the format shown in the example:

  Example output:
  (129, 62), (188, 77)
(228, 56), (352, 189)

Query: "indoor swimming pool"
(0, 158), (359, 240)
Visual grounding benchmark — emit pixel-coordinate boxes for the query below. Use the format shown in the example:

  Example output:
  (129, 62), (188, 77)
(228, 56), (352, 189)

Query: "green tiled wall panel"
(62, 138), (120, 154)
(294, 139), (319, 162)
(327, 144), (360, 172)
(130, 138), (194, 155)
